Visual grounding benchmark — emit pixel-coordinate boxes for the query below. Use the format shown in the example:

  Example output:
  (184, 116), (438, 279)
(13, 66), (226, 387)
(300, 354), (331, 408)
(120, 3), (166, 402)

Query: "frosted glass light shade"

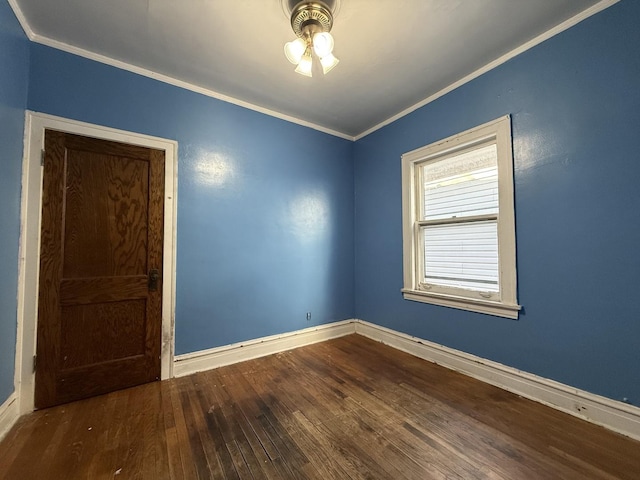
(295, 54), (313, 77)
(320, 53), (339, 74)
(284, 38), (306, 64)
(312, 32), (334, 58)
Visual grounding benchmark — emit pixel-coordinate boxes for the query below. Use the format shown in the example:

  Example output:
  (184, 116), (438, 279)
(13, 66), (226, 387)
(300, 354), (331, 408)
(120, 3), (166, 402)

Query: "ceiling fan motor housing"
(290, 1), (334, 37)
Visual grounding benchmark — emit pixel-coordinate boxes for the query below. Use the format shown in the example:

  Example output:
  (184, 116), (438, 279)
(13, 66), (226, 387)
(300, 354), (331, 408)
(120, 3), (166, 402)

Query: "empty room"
(1, 0), (639, 478)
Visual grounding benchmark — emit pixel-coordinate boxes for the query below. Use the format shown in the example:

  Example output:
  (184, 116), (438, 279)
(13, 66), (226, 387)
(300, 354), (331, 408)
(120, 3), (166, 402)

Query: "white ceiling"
(11, 0), (609, 139)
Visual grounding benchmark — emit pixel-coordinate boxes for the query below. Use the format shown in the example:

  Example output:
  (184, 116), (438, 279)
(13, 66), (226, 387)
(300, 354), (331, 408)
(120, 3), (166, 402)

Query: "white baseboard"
(6, 317), (634, 442)
(173, 319), (357, 377)
(0, 393), (19, 442)
(174, 318), (640, 440)
(355, 320), (640, 441)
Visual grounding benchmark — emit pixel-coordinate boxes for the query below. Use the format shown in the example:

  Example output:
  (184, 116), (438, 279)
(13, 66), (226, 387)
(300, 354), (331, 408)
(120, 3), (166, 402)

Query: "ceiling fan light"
(295, 54), (313, 77)
(312, 32), (334, 58)
(284, 38), (306, 64)
(320, 53), (339, 74)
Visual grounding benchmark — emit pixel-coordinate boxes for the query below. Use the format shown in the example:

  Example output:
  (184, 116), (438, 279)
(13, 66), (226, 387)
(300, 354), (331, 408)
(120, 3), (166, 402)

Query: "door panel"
(35, 130), (165, 409)
(60, 300), (147, 368)
(62, 149), (149, 278)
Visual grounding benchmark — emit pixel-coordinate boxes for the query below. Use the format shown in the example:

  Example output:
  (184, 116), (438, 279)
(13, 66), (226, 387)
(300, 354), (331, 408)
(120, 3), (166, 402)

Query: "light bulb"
(320, 53), (339, 74)
(295, 54), (313, 77)
(312, 32), (334, 58)
(284, 38), (306, 65)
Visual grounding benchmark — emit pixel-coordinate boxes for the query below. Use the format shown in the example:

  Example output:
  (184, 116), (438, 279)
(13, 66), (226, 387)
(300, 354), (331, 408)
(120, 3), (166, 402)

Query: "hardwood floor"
(1, 334), (639, 479)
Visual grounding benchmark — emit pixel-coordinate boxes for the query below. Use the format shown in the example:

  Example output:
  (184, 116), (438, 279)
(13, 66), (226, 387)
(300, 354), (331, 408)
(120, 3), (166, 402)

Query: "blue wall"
(3, 0), (638, 408)
(0, 1), (29, 404)
(27, 44), (355, 354)
(354, 0), (640, 403)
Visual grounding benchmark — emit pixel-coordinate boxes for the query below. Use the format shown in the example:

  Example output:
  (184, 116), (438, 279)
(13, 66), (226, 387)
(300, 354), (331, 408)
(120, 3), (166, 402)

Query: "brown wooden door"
(34, 130), (165, 409)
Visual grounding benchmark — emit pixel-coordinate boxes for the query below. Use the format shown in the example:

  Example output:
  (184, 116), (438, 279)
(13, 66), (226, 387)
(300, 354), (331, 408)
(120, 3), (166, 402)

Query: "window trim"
(401, 115), (521, 319)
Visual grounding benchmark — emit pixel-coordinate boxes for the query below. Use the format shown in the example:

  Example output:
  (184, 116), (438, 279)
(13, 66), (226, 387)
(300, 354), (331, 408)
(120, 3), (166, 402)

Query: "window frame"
(401, 115), (521, 319)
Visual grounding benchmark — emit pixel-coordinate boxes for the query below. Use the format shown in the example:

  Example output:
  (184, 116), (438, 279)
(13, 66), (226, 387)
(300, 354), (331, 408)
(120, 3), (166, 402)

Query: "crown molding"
(29, 33), (355, 141)
(7, 0), (34, 39)
(354, 0), (620, 141)
(6, 0), (619, 142)
(6, 0), (353, 142)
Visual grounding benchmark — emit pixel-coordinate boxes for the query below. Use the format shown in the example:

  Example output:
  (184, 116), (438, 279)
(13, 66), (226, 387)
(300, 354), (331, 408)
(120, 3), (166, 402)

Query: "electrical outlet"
(306, 312), (311, 321)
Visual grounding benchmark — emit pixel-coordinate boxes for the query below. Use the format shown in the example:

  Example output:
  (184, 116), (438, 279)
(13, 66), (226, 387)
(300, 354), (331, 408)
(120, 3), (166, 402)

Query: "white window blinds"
(422, 221), (499, 291)
(420, 144), (499, 292)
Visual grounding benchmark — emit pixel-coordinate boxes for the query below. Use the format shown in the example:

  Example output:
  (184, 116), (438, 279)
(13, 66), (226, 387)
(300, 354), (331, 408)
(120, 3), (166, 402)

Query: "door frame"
(15, 111), (178, 414)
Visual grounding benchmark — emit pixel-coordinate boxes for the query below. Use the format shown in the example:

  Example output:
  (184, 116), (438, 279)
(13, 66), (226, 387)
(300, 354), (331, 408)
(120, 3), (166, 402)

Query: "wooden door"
(35, 130), (165, 409)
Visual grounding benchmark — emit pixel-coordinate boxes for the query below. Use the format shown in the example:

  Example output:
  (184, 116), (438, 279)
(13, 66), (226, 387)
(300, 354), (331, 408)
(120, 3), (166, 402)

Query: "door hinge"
(33, 355), (37, 373)
(41, 149), (45, 166)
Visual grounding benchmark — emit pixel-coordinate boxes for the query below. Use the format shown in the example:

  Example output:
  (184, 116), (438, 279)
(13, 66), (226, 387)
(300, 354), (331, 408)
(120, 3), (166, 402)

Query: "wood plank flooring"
(1, 334), (639, 479)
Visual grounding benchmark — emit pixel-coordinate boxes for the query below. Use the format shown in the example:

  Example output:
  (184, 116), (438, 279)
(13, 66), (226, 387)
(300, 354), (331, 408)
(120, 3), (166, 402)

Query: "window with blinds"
(401, 116), (520, 318)
(420, 144), (499, 292)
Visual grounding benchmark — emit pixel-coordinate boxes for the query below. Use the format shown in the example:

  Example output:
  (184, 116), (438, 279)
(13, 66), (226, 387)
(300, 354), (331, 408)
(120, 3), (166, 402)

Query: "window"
(401, 116), (520, 318)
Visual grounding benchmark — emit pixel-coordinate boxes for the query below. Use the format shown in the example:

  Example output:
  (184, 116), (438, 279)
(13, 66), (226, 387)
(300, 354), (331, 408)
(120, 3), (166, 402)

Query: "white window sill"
(401, 288), (521, 319)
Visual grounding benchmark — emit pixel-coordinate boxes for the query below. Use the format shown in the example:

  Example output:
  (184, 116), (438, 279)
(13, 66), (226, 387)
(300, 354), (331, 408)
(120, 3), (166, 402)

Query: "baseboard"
(0, 393), (19, 442)
(172, 318), (640, 440)
(354, 320), (640, 441)
(174, 319), (357, 377)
